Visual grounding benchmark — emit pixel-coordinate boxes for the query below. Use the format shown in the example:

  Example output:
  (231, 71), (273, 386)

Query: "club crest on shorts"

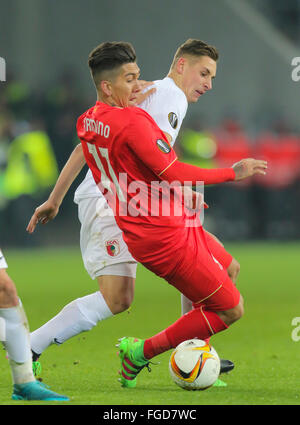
(105, 239), (120, 257)
(156, 139), (171, 154)
(168, 112), (178, 129)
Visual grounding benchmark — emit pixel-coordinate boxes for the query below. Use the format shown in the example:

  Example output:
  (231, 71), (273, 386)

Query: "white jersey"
(74, 76), (188, 203)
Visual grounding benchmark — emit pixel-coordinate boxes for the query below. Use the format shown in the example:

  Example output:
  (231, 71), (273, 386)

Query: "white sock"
(0, 301), (35, 384)
(30, 291), (113, 354)
(181, 294), (194, 315)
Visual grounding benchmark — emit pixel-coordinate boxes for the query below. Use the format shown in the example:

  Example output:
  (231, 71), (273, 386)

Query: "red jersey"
(78, 103), (188, 234)
(77, 102), (238, 307)
(77, 101), (235, 263)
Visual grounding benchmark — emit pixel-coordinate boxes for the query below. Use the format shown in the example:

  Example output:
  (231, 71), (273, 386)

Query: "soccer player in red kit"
(77, 41), (267, 388)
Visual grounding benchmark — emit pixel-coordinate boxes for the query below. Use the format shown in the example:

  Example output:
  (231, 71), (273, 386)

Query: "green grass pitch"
(0, 242), (299, 405)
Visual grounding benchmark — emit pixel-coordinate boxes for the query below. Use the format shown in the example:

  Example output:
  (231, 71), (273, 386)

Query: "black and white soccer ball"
(169, 339), (220, 390)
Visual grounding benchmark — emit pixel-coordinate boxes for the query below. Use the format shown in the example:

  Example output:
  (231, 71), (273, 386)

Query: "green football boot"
(213, 378), (227, 387)
(117, 336), (150, 388)
(31, 350), (42, 377)
(32, 361), (42, 377)
(212, 359), (235, 387)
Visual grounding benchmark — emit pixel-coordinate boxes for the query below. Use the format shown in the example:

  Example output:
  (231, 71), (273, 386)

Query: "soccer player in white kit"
(27, 40), (238, 382)
(0, 249), (69, 400)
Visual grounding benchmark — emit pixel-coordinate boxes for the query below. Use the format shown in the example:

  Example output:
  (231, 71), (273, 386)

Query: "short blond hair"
(171, 38), (219, 68)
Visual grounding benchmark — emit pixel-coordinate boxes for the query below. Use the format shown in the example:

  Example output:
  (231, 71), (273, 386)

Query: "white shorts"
(77, 197), (137, 280)
(0, 250), (8, 269)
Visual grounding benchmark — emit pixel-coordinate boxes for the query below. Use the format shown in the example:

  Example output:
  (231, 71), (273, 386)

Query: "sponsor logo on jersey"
(156, 139), (171, 154)
(168, 112), (178, 129)
(105, 239), (120, 257)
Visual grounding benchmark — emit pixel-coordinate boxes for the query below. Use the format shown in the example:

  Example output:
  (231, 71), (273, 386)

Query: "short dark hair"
(88, 41), (136, 88)
(171, 39), (219, 68)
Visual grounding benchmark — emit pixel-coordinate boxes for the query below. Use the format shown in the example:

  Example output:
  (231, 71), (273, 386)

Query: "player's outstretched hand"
(26, 200), (59, 234)
(134, 80), (156, 105)
(232, 158), (267, 181)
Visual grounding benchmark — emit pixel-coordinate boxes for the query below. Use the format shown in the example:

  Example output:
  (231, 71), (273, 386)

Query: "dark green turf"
(1, 243), (299, 405)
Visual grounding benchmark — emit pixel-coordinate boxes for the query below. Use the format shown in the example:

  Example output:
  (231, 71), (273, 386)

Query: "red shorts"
(203, 230), (233, 270)
(126, 224), (240, 312)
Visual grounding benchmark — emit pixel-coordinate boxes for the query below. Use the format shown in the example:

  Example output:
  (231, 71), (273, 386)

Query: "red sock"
(143, 306), (228, 360)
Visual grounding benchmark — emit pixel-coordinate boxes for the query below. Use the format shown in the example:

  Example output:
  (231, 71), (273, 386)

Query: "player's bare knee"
(108, 293), (133, 314)
(97, 276), (134, 314)
(227, 258), (240, 283)
(219, 298), (244, 326)
(119, 293), (133, 312)
(233, 301), (244, 321)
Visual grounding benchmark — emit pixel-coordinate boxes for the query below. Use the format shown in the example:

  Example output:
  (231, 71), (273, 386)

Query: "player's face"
(181, 56), (217, 103)
(110, 63), (141, 108)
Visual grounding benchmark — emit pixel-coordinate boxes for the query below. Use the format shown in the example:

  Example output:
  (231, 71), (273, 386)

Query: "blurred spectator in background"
(37, 68), (84, 169)
(211, 116), (253, 239)
(176, 117), (217, 168)
(252, 0), (300, 43)
(253, 118), (300, 239)
(0, 116), (58, 246)
(1, 71), (299, 246)
(0, 70), (88, 246)
(177, 117), (219, 235)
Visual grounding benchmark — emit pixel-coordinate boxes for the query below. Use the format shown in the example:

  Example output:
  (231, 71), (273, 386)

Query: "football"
(169, 339), (220, 390)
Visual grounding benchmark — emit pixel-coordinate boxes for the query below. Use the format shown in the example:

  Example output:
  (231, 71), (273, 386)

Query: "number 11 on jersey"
(87, 143), (126, 202)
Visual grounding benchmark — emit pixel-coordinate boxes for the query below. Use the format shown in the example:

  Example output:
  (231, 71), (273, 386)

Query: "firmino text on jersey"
(84, 118), (110, 138)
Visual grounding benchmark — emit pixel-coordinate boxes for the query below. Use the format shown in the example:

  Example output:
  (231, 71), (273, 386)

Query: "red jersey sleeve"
(126, 109), (235, 185)
(126, 109), (178, 177)
(162, 160), (236, 185)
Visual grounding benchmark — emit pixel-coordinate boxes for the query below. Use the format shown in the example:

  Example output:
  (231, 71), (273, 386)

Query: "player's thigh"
(78, 197), (137, 280)
(204, 229), (233, 270)
(172, 263), (240, 312)
(167, 231), (240, 311)
(204, 230), (240, 284)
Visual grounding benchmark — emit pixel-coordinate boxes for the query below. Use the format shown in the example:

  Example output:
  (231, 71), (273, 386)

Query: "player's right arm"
(162, 157), (267, 184)
(26, 143), (86, 233)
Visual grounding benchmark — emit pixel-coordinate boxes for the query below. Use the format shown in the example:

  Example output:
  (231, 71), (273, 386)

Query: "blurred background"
(0, 0), (300, 247)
